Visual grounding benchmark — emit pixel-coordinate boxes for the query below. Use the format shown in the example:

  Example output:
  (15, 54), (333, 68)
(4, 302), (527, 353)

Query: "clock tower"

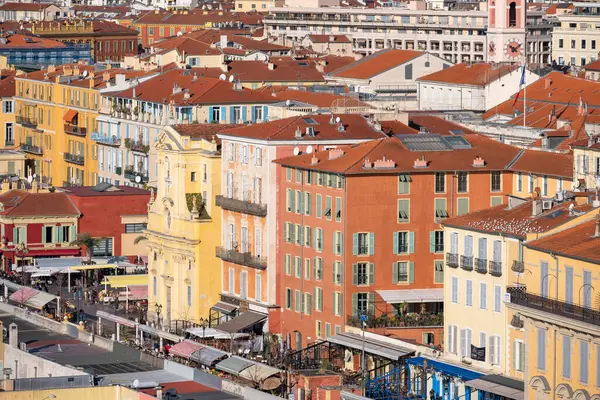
(487, 0), (526, 64)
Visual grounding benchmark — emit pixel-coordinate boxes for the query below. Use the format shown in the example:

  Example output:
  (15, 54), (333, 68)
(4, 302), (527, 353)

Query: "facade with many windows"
(552, 3), (600, 67)
(275, 133), (519, 349)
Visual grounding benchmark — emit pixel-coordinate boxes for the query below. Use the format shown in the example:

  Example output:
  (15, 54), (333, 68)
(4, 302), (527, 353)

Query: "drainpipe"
(551, 252), (559, 400)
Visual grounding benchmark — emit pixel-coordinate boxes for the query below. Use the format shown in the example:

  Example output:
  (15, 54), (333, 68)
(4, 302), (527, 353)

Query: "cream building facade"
(552, 3), (600, 67)
(145, 125), (222, 327)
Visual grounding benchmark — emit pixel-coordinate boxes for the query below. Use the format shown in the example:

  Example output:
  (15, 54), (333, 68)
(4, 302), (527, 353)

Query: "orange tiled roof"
(109, 69), (278, 106)
(526, 217), (600, 264)
(0, 190), (80, 217)
(380, 120), (418, 135)
(443, 200), (591, 239)
(134, 10), (263, 27)
(218, 114), (386, 142)
(409, 115), (477, 135)
(508, 149), (573, 178)
(0, 70), (16, 98)
(417, 63), (520, 87)
(190, 59), (326, 83)
(584, 59), (600, 72)
(0, 2), (53, 11)
(306, 34), (352, 44)
(274, 133), (522, 175)
(328, 49), (423, 80)
(268, 87), (370, 108)
(0, 34), (65, 49)
(172, 123), (239, 145)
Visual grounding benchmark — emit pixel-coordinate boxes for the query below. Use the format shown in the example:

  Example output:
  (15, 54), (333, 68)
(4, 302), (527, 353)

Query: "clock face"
(504, 38), (523, 59)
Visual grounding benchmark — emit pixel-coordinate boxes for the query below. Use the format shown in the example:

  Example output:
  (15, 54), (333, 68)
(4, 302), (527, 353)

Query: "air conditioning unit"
(542, 200), (553, 210)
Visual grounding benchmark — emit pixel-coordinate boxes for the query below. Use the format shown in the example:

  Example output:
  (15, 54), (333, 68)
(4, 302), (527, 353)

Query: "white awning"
(377, 289), (444, 304)
(138, 324), (182, 342)
(466, 377), (525, 400)
(186, 327), (249, 340)
(327, 333), (414, 360)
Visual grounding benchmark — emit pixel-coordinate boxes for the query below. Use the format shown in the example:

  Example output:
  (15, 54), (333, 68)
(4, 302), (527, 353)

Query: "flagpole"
(523, 35), (527, 128)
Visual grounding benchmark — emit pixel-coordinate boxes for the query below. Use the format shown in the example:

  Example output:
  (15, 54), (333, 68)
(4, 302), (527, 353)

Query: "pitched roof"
(0, 190), (80, 217)
(190, 59), (326, 83)
(274, 133), (522, 175)
(526, 216), (600, 264)
(306, 34), (352, 44)
(134, 10), (263, 27)
(108, 69), (278, 106)
(443, 200), (591, 239)
(380, 120), (418, 135)
(32, 20), (138, 36)
(0, 34), (65, 49)
(268, 87), (369, 108)
(570, 136), (600, 150)
(218, 114), (386, 142)
(584, 59), (600, 72)
(172, 123), (238, 143)
(328, 49), (424, 80)
(417, 63), (520, 87)
(0, 2), (53, 11)
(0, 70), (16, 98)
(64, 185), (149, 197)
(508, 149), (573, 178)
(408, 115), (477, 135)
(21, 65), (150, 90)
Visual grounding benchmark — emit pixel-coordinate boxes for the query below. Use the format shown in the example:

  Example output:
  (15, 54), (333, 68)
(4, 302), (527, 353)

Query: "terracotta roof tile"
(172, 123), (238, 144)
(526, 216), (600, 264)
(418, 63), (520, 87)
(190, 59), (326, 83)
(380, 120), (418, 135)
(0, 70), (16, 98)
(0, 2), (53, 11)
(0, 190), (80, 217)
(508, 149), (573, 178)
(268, 87), (369, 108)
(409, 115), (477, 135)
(306, 34), (352, 44)
(218, 114), (386, 142)
(134, 10), (262, 27)
(584, 59), (600, 71)
(443, 200), (590, 239)
(328, 49), (423, 80)
(0, 34), (65, 49)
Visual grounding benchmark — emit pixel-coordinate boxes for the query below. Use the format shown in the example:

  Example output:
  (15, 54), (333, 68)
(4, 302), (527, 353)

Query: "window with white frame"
(460, 328), (472, 357)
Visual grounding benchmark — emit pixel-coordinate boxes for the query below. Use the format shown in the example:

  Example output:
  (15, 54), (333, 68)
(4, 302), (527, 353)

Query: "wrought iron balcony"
(64, 124), (87, 137)
(512, 260), (525, 273)
(64, 152), (84, 165)
(16, 115), (38, 127)
(63, 181), (83, 187)
(446, 253), (459, 268)
(347, 312), (444, 329)
(215, 246), (267, 270)
(460, 255), (474, 271)
(489, 261), (502, 277)
(475, 258), (487, 274)
(20, 143), (42, 155)
(124, 167), (148, 183)
(91, 132), (122, 147)
(124, 138), (150, 154)
(506, 286), (600, 325)
(216, 195), (267, 217)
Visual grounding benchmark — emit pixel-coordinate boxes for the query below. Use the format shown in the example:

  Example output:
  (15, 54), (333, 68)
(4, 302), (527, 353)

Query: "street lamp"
(15, 242), (29, 285)
(199, 317), (208, 339)
(155, 303), (162, 328)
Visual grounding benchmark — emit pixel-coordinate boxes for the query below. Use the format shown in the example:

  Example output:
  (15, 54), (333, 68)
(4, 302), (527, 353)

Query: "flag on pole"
(512, 64), (527, 106)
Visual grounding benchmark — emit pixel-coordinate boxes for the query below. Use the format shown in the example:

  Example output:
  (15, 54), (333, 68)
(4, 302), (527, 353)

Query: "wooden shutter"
(392, 262), (399, 284)
(352, 263), (358, 285)
(409, 262), (415, 284)
(369, 263), (374, 285)
(369, 232), (375, 255)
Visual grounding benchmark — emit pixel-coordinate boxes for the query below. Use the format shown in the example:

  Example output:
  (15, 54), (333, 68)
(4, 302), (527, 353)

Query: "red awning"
(63, 109), (77, 122)
(4, 248), (80, 257)
(10, 287), (37, 303)
(169, 340), (204, 359)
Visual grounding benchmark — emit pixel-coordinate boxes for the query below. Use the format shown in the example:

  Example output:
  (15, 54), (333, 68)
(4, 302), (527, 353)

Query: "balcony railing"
(446, 253), (459, 268)
(489, 261), (502, 277)
(507, 286), (600, 326)
(124, 138), (150, 154)
(64, 152), (84, 165)
(347, 312), (443, 329)
(63, 181), (83, 187)
(215, 246), (267, 270)
(215, 195), (267, 217)
(20, 143), (42, 155)
(16, 115), (38, 127)
(512, 260), (525, 273)
(475, 258), (487, 274)
(460, 255), (474, 271)
(91, 132), (122, 147)
(64, 124), (87, 137)
(124, 167), (149, 183)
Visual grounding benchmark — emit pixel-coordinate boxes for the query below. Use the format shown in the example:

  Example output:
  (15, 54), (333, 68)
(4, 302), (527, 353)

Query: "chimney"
(472, 156), (485, 168)
(544, 77), (552, 89)
(73, 65), (79, 76)
(311, 155), (319, 165)
(267, 62), (275, 70)
(47, 65), (55, 73)
(363, 157), (372, 169)
(328, 148), (344, 160)
(8, 323), (18, 348)
(183, 89), (190, 100)
(373, 156), (396, 169)
(155, 386), (163, 400)
(220, 62), (229, 72)
(220, 34), (228, 49)
(102, 71), (110, 82)
(172, 83), (182, 95)
(414, 155), (428, 168)
(595, 213), (600, 237)
(295, 126), (302, 139)
(63, 65), (73, 76)
(31, 180), (38, 193)
(315, 63), (325, 74)
(532, 200), (543, 216)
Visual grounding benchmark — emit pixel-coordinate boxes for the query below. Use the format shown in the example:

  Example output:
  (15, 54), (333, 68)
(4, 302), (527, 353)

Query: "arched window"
(509, 2), (517, 27)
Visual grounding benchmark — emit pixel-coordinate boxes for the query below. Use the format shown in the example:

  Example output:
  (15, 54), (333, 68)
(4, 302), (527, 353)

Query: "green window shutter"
(290, 191), (296, 212)
(333, 231), (337, 255)
(353, 233), (358, 255)
(21, 226), (27, 244)
(313, 227), (317, 249)
(409, 262), (415, 284)
(307, 193), (312, 215)
(368, 292), (375, 315)
(58, 226), (64, 243)
(338, 263), (343, 282)
(313, 287), (317, 309)
(319, 229), (324, 250)
(457, 198), (469, 216)
(313, 258), (317, 278)
(339, 233), (343, 253)
(352, 293), (358, 317)
(369, 232), (375, 255)
(53, 226), (59, 243)
(70, 225), (76, 242)
(429, 231), (435, 253)
(393, 232), (399, 255)
(332, 261), (336, 283)
(338, 293), (343, 316)
(42, 226), (46, 243)
(491, 196), (502, 207)
(316, 195), (322, 218)
(284, 223), (288, 242)
(299, 191), (305, 214)
(409, 232), (415, 254)
(392, 262), (399, 284)
(369, 262), (374, 285)
(332, 292), (336, 315)
(352, 263), (358, 285)
(12, 227), (17, 243)
(306, 294), (312, 315)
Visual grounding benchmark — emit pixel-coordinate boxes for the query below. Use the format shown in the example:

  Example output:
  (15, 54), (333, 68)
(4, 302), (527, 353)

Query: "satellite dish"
(177, 31), (183, 36)
(293, 147), (300, 156)
(82, 70), (89, 78)
(285, 99), (291, 107)
(574, 180), (581, 188)
(135, 175), (142, 184)
(228, 75), (234, 82)
(335, 116), (341, 123)
(132, 379), (140, 389)
(306, 145), (313, 154)
(218, 74), (226, 81)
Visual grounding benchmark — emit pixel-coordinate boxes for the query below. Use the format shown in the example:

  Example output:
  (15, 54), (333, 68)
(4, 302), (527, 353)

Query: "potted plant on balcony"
(142, 144), (150, 154)
(124, 138), (132, 149)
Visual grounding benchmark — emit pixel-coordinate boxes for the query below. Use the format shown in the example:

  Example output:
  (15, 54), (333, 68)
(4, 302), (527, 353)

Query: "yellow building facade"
(506, 210), (600, 400)
(14, 64), (100, 187)
(145, 125), (222, 327)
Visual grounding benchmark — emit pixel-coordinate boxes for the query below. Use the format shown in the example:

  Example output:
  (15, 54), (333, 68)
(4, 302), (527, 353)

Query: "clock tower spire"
(487, 0), (526, 63)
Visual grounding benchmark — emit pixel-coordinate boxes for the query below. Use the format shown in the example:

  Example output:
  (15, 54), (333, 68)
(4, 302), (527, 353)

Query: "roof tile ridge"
(343, 138), (386, 174)
(505, 148), (525, 170)
(270, 116), (304, 140)
(327, 47), (392, 76)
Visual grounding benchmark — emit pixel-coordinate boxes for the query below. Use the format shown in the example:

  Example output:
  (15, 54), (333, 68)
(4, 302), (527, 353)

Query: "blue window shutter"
(207, 107), (213, 123)
(352, 263), (357, 285)
(229, 106), (234, 123)
(241, 106), (247, 123)
(392, 262), (398, 284)
(393, 232), (399, 254)
(409, 232), (415, 254)
(369, 232), (375, 255)
(429, 231), (435, 253)
(409, 262), (414, 284)
(220, 106), (226, 121)
(251, 106), (257, 123)
(263, 106), (268, 121)
(565, 267), (573, 304)
(353, 233), (358, 255)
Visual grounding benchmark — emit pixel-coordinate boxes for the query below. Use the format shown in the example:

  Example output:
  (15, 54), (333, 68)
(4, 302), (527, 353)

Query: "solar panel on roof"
(303, 117), (318, 125)
(397, 134), (451, 151)
(449, 129), (465, 135)
(442, 136), (472, 149)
